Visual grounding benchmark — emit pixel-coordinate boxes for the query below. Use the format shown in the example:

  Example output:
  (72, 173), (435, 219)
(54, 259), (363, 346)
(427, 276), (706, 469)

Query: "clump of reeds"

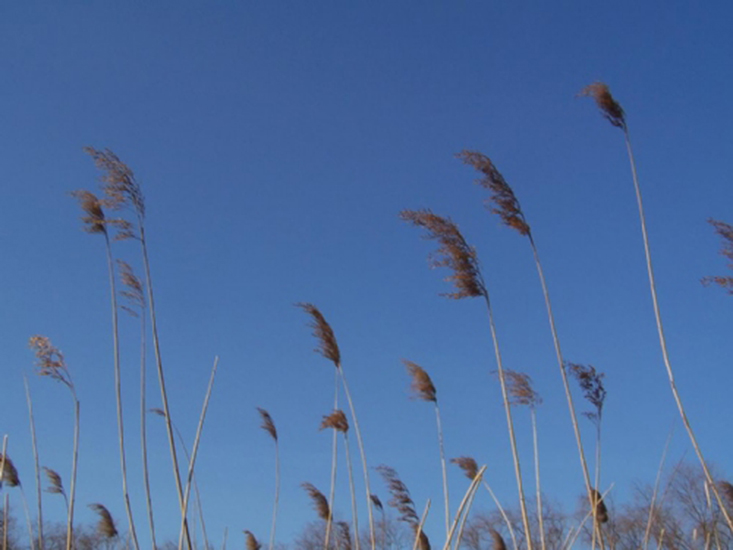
(244, 530), (262, 550)
(257, 408), (280, 550)
(88, 504), (118, 538)
(580, 81), (733, 533)
(702, 219), (733, 294)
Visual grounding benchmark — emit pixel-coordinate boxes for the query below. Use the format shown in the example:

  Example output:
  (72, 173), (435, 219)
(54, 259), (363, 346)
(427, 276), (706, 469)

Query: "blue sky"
(2, 2), (733, 548)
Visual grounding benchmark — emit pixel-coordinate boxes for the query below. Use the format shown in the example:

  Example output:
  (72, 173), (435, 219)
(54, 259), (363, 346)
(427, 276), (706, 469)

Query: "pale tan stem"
(643, 425), (674, 550)
(442, 465), (486, 550)
(434, 402), (450, 539)
(325, 369), (339, 550)
(482, 481), (518, 550)
(65, 392), (79, 550)
(452, 467), (487, 550)
(531, 408), (545, 550)
(343, 433), (360, 550)
(24, 377), (44, 550)
(412, 500), (431, 550)
(268, 440), (280, 550)
(139, 308), (157, 549)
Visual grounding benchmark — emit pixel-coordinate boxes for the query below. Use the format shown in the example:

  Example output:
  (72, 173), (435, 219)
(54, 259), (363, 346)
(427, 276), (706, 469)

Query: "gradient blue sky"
(2, 2), (733, 548)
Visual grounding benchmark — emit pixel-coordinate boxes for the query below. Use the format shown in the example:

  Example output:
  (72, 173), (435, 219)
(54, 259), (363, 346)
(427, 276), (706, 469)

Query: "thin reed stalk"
(643, 426), (675, 550)
(2, 493), (7, 550)
(442, 464), (486, 550)
(412, 500), (431, 550)
(23, 377), (44, 550)
(177, 357), (219, 550)
(530, 408), (545, 550)
(325, 370), (339, 550)
(256, 408), (280, 550)
(580, 83), (733, 534)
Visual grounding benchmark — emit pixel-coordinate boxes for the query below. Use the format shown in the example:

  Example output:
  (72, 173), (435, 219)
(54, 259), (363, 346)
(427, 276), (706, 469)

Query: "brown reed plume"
(490, 529), (508, 550)
(321, 410), (349, 433)
(29, 336), (79, 550)
(369, 495), (383, 511)
(580, 82), (733, 535)
(451, 457), (478, 482)
(402, 210), (533, 549)
(458, 150), (598, 546)
(0, 455), (19, 489)
(399, 210), (485, 299)
(299, 303), (377, 549)
(702, 219), (733, 294)
(257, 408), (280, 550)
(244, 530), (262, 550)
(337, 521), (353, 550)
(403, 360), (450, 538)
(590, 489), (608, 525)
(89, 504), (118, 538)
(568, 364), (606, 426)
(43, 468), (66, 503)
(85, 146), (192, 548)
(302, 483), (330, 521)
(376, 465), (419, 525)
(73, 184), (140, 550)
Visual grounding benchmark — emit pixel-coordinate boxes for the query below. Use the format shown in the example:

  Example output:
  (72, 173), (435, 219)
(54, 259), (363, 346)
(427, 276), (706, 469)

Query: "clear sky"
(2, 2), (733, 548)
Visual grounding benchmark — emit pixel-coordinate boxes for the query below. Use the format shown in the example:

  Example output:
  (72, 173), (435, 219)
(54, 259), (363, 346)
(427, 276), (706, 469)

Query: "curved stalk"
(325, 370), (339, 550)
(24, 378), (43, 550)
(482, 481), (518, 550)
(531, 408), (545, 550)
(343, 433), (360, 550)
(139, 307), (157, 549)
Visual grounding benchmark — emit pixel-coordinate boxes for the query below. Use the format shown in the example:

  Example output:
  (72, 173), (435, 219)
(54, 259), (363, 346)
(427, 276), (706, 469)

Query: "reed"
(580, 82), (733, 534)
(23, 377), (43, 550)
(89, 503), (118, 539)
(702, 219), (733, 294)
(257, 408), (280, 550)
(244, 530), (262, 550)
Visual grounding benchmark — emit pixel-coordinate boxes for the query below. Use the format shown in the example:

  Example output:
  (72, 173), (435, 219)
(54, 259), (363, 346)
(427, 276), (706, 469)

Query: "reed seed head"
(256, 407), (278, 441)
(719, 481), (733, 507)
(84, 146), (145, 219)
(376, 464), (419, 525)
(70, 190), (107, 235)
(320, 409), (349, 433)
(579, 82), (626, 130)
(43, 467), (65, 496)
(414, 526), (431, 550)
(0, 454), (20, 488)
(504, 370), (542, 408)
(298, 303), (341, 367)
(302, 482), (330, 521)
(149, 408), (166, 418)
(457, 151), (531, 237)
(243, 530), (262, 550)
(89, 503), (118, 538)
(29, 335), (73, 388)
(370, 494), (383, 511)
(591, 488), (609, 524)
(568, 362), (606, 424)
(450, 456), (478, 481)
(490, 529), (507, 550)
(702, 219), (733, 294)
(400, 209), (485, 299)
(403, 360), (437, 402)
(117, 260), (145, 316)
(336, 521), (353, 550)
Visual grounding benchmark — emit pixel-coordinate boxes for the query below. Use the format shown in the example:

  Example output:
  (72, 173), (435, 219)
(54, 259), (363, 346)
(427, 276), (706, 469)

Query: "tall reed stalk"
(85, 147), (193, 549)
(400, 210), (533, 550)
(579, 82), (733, 534)
(23, 377), (43, 550)
(299, 303), (377, 550)
(256, 408), (280, 550)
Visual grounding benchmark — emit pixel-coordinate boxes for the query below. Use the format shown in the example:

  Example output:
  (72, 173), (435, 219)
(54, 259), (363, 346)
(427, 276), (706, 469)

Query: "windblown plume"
(414, 525), (431, 550)
(457, 151), (530, 236)
(590, 488), (609, 524)
(302, 482), (330, 521)
(504, 370), (542, 408)
(0, 454), (20, 488)
(490, 528), (507, 550)
(149, 408), (166, 418)
(28, 336), (73, 388)
(118, 260), (145, 316)
(370, 494), (383, 511)
(256, 408), (278, 441)
(578, 82), (626, 130)
(243, 530), (262, 550)
(320, 409), (349, 433)
(450, 457), (478, 481)
(702, 219), (733, 294)
(89, 504), (118, 538)
(70, 190), (108, 235)
(376, 465), (419, 525)
(298, 303), (341, 367)
(43, 467), (65, 496)
(568, 363), (606, 424)
(85, 147), (145, 218)
(404, 360), (437, 402)
(400, 209), (485, 299)
(336, 521), (353, 550)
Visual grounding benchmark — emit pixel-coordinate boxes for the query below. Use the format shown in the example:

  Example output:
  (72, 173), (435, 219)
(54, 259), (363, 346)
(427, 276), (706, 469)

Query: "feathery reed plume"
(85, 147), (191, 548)
(403, 360), (450, 537)
(118, 260), (145, 316)
(580, 81), (733, 534)
(297, 303), (341, 367)
(337, 522), (353, 550)
(302, 483), (330, 521)
(43, 468), (66, 500)
(458, 150), (597, 547)
(404, 360), (437, 402)
(504, 371), (542, 408)
(376, 465), (419, 525)
(590, 489), (608, 524)
(23, 377), (44, 550)
(451, 457), (478, 481)
(399, 210), (485, 299)
(29, 336), (79, 550)
(321, 410), (349, 433)
(568, 363), (606, 425)
(243, 530), (262, 550)
(578, 82), (626, 130)
(299, 303), (376, 549)
(89, 504), (118, 538)
(490, 529), (508, 550)
(73, 184), (140, 550)
(702, 219), (733, 294)
(413, 525), (430, 550)
(256, 408), (280, 550)
(456, 151), (530, 236)
(369, 495), (383, 511)
(0, 456), (19, 489)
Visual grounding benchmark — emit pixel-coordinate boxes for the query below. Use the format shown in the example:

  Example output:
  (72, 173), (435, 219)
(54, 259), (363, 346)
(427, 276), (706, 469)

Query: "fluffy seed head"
(370, 494), (383, 511)
(0, 454), (20, 488)
(118, 260), (145, 316)
(414, 526), (431, 550)
(591, 488), (609, 524)
(579, 82), (626, 130)
(85, 147), (145, 218)
(568, 362), (606, 424)
(403, 360), (437, 402)
(320, 409), (349, 433)
(401, 209), (485, 299)
(29, 336), (72, 388)
(89, 504), (118, 538)
(702, 219), (733, 294)
(457, 151), (530, 236)
(149, 408), (166, 418)
(243, 530), (262, 550)
(376, 465), (419, 525)
(490, 529), (507, 550)
(43, 467), (65, 496)
(504, 370), (542, 408)
(302, 482), (330, 521)
(336, 522), (353, 550)
(70, 190), (107, 235)
(257, 407), (278, 441)
(298, 303), (341, 367)
(451, 457), (478, 481)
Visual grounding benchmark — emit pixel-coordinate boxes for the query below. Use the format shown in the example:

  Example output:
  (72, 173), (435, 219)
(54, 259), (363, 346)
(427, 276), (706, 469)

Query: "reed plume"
(369, 495), (383, 511)
(402, 210), (532, 549)
(257, 408), (280, 550)
(702, 219), (733, 294)
(403, 360), (450, 538)
(89, 504), (118, 538)
(302, 483), (330, 521)
(42, 468), (67, 504)
(0, 455), (19, 489)
(29, 336), (79, 550)
(580, 82), (733, 534)
(321, 410), (349, 433)
(590, 489), (608, 525)
(336, 521), (353, 550)
(299, 303), (376, 549)
(244, 530), (262, 550)
(376, 465), (419, 525)
(490, 529), (507, 550)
